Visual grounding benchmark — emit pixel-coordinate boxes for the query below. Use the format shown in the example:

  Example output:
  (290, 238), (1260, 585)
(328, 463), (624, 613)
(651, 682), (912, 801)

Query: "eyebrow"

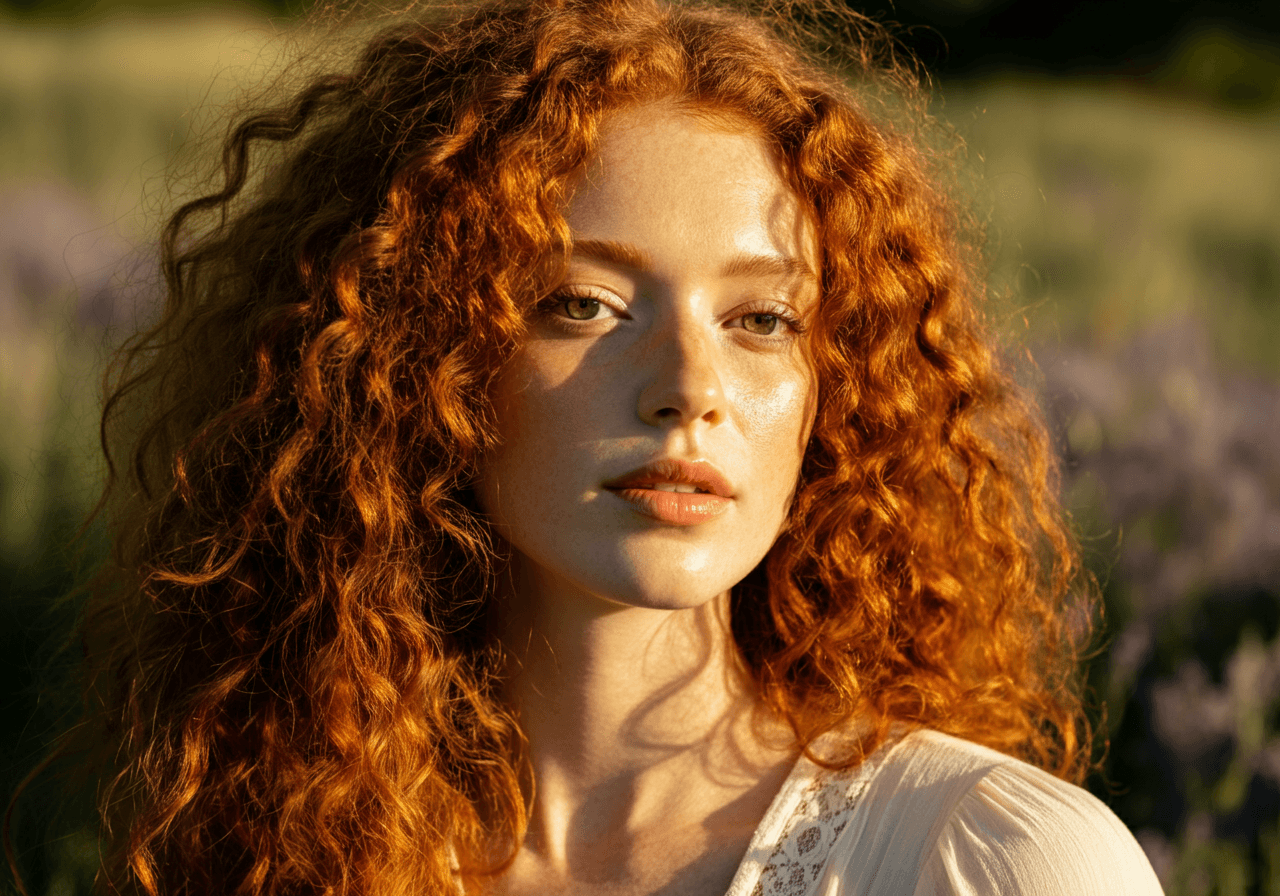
(571, 238), (815, 283)
(572, 239), (653, 272)
(720, 252), (814, 282)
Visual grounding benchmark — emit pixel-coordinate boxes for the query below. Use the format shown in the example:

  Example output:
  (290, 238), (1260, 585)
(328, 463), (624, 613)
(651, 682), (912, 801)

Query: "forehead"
(563, 101), (817, 278)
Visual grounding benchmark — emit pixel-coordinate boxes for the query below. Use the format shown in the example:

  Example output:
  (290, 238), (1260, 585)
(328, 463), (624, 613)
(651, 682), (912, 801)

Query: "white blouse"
(724, 729), (1165, 896)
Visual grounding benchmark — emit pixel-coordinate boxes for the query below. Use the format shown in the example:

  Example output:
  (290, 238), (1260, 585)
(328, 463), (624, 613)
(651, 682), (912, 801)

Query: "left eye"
(742, 313), (779, 335)
(562, 297), (603, 320)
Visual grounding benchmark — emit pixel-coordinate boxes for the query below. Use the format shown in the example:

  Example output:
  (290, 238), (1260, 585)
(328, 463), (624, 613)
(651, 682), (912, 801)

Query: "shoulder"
(822, 729), (1165, 896)
(907, 731), (1164, 896)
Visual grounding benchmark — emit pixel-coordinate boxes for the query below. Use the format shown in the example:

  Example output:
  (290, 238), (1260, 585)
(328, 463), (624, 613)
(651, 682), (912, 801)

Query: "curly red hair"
(37, 1), (1093, 893)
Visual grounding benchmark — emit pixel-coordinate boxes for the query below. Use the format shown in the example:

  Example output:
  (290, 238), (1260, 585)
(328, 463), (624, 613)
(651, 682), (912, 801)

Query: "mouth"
(602, 459), (734, 526)
(601, 459), (734, 498)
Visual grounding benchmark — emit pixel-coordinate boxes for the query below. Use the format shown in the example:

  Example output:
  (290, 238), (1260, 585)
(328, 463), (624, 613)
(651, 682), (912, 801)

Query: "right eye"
(541, 287), (627, 324)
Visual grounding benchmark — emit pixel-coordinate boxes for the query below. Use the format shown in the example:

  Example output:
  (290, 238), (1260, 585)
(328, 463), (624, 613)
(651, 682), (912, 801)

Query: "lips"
(602, 459), (734, 525)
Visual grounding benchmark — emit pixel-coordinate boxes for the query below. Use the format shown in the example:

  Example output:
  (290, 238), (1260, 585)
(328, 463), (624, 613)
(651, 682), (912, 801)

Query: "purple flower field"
(1039, 324), (1280, 891)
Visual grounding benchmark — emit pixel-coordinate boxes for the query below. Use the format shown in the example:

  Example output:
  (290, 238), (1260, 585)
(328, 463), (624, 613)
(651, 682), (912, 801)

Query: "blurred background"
(1, 0), (1277, 893)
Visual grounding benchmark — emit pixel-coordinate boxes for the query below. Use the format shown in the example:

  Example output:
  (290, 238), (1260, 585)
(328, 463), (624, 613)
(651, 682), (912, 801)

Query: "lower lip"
(607, 488), (732, 526)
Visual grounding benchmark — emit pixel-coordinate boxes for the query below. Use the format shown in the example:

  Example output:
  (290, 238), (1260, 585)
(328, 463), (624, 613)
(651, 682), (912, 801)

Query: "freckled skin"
(478, 103), (819, 612)
(478, 102), (818, 896)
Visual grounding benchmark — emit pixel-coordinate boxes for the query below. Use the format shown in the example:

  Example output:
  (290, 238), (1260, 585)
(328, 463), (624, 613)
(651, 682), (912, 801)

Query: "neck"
(498, 563), (794, 869)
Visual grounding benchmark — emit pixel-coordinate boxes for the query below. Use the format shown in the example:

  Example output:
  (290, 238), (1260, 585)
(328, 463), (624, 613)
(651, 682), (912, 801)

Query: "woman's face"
(477, 101), (818, 612)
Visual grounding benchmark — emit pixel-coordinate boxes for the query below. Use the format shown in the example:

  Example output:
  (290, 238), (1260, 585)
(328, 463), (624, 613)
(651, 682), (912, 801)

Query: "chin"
(596, 581), (728, 612)
(516, 538), (763, 613)
(576, 541), (764, 612)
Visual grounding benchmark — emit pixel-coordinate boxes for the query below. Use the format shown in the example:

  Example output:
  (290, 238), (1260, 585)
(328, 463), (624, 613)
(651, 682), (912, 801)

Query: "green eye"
(563, 297), (601, 320)
(743, 313), (779, 335)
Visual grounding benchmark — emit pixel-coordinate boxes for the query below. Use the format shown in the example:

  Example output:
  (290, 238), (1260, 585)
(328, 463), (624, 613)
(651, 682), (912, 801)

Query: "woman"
(43, 0), (1163, 893)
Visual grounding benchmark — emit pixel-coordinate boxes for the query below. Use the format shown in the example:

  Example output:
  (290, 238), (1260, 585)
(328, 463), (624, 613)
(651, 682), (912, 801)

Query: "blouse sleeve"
(914, 762), (1165, 896)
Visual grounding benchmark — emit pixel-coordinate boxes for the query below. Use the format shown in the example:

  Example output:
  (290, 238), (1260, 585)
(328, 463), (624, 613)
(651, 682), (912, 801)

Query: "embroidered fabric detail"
(749, 764), (872, 896)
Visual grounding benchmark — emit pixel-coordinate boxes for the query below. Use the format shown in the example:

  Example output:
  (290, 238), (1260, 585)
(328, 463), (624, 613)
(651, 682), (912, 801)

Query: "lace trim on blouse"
(724, 737), (897, 896)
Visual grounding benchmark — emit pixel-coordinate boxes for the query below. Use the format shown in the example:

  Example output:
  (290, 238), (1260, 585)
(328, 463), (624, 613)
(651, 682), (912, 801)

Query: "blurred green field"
(945, 78), (1280, 376)
(0, 14), (280, 553)
(1, 14), (1278, 896)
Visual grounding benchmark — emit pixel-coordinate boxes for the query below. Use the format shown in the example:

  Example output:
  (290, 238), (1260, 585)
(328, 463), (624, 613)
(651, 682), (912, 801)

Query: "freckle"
(742, 380), (803, 430)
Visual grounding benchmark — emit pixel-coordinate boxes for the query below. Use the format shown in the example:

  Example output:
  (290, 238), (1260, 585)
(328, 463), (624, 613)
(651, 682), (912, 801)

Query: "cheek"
(490, 344), (602, 454)
(476, 345), (608, 518)
(734, 363), (816, 466)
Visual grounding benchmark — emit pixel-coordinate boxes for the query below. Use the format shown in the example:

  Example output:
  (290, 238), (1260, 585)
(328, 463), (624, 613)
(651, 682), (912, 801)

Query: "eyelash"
(537, 287), (628, 327)
(538, 289), (805, 338)
(734, 302), (807, 337)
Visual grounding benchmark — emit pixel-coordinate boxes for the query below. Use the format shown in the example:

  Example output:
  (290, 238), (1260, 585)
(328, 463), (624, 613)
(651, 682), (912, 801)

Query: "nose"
(637, 316), (726, 429)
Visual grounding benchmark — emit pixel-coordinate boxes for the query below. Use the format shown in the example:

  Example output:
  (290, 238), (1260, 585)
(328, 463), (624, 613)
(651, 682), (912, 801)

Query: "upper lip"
(602, 459), (734, 499)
